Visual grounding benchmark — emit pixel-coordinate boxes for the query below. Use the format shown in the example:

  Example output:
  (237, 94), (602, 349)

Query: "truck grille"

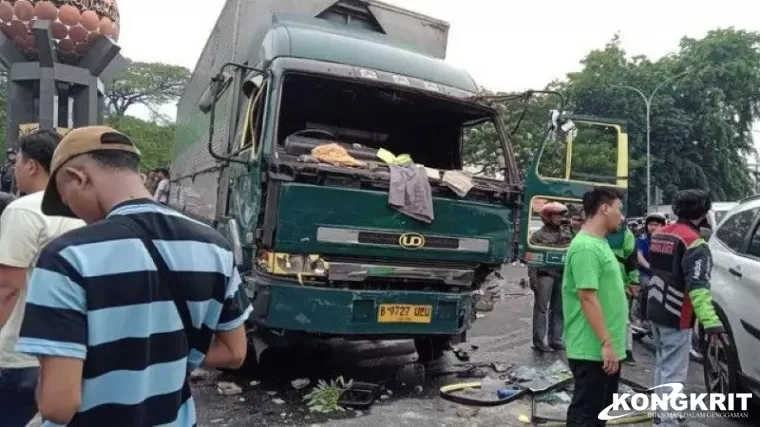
(316, 227), (489, 253)
(357, 231), (459, 249)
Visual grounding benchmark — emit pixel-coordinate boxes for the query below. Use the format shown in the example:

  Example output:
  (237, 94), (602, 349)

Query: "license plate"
(377, 304), (433, 323)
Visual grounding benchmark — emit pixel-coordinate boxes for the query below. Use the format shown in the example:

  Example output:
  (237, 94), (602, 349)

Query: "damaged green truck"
(170, 0), (629, 367)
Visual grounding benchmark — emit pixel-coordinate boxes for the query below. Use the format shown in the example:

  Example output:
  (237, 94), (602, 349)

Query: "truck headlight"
(256, 251), (329, 278)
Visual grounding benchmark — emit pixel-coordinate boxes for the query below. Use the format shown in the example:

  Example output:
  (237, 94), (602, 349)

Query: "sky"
(117, 0), (760, 154)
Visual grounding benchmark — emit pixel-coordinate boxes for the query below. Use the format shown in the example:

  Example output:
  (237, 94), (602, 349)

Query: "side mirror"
(199, 72), (233, 114)
(497, 150), (506, 173)
(548, 110), (576, 142)
(700, 227), (712, 240)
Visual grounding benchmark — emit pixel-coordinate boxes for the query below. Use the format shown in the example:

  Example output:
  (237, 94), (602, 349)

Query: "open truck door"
(520, 112), (629, 267)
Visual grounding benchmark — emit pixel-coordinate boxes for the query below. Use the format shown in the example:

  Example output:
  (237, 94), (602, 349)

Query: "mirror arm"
(207, 98), (248, 165)
(206, 62), (267, 166)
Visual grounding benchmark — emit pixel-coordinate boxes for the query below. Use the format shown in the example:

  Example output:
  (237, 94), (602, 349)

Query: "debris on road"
(456, 406), (480, 419)
(511, 360), (572, 392)
(190, 369), (211, 382)
(338, 381), (381, 409)
(536, 390), (572, 404)
(291, 378), (311, 390)
(272, 398), (286, 405)
(452, 347), (471, 361)
(217, 381), (243, 396)
(492, 362), (510, 373)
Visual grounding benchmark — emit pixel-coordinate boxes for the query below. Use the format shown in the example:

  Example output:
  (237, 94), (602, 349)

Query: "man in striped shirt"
(15, 126), (252, 426)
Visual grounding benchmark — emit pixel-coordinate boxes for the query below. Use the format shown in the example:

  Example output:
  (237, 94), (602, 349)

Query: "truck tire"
(414, 336), (451, 364)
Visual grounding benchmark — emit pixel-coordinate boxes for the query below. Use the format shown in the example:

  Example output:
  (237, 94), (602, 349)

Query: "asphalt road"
(192, 265), (755, 426)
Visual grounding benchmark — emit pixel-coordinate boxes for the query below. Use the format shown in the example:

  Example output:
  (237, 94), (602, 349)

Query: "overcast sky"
(120, 0), (759, 91)
(117, 0), (760, 155)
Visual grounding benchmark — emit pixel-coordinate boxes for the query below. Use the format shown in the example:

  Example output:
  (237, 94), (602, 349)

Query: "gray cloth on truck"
(388, 164), (434, 223)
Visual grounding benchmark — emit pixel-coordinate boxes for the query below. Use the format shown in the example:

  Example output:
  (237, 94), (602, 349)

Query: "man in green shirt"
(563, 186), (628, 426)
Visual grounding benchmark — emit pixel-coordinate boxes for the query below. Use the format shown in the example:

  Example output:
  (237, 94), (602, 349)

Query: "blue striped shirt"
(16, 200), (253, 426)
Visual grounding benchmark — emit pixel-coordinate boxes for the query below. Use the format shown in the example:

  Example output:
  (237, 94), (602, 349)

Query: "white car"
(709, 201), (738, 229)
(705, 197), (760, 399)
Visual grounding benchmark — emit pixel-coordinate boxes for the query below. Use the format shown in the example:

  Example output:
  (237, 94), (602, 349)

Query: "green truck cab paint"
(519, 113), (630, 268)
(172, 1), (521, 364)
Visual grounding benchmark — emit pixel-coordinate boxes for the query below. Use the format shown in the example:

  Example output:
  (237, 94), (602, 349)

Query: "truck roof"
(265, 17), (478, 92)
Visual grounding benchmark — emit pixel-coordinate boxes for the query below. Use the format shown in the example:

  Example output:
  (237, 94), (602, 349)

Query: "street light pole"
(613, 71), (689, 210)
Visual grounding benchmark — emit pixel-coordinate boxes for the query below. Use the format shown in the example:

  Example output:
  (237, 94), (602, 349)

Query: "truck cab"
(175, 3), (521, 364)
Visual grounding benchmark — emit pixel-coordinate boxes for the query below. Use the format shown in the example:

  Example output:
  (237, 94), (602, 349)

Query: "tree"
(464, 29), (760, 214)
(107, 115), (175, 171)
(104, 60), (190, 120)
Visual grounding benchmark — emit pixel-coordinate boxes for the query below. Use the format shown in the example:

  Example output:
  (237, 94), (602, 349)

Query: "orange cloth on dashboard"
(311, 143), (366, 167)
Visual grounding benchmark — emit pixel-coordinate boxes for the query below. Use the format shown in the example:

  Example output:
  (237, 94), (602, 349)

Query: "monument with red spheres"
(0, 0), (125, 147)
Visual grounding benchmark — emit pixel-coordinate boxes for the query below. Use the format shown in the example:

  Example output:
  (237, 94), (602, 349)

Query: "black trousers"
(567, 359), (621, 427)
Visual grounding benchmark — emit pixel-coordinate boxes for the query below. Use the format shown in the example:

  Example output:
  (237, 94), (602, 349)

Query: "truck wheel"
(414, 337), (451, 364)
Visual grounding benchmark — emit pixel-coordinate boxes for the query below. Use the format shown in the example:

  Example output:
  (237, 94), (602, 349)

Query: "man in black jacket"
(0, 149), (16, 193)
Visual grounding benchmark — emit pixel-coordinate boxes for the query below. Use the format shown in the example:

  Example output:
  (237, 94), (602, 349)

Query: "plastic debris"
(537, 390), (572, 404)
(512, 367), (538, 382)
(511, 361), (572, 392)
(291, 378), (311, 390)
(217, 382), (242, 396)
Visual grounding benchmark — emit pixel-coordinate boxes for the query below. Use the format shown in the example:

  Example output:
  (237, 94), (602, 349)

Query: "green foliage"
(101, 59), (190, 172)
(106, 115), (175, 171)
(303, 376), (353, 414)
(104, 60), (190, 121)
(464, 29), (760, 214)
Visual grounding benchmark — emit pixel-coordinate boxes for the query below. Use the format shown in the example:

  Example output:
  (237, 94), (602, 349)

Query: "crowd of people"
(0, 127), (252, 426)
(528, 187), (726, 426)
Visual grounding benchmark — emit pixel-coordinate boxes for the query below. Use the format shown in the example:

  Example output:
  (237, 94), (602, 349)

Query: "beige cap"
(42, 126), (141, 217)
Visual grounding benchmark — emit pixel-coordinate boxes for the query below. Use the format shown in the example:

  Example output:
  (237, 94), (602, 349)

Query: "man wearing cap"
(0, 130), (84, 426)
(14, 126), (252, 425)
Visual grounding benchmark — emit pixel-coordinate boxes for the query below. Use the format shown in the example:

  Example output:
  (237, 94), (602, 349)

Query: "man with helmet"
(646, 190), (726, 427)
(568, 204), (585, 236)
(636, 213), (667, 334)
(528, 201), (573, 352)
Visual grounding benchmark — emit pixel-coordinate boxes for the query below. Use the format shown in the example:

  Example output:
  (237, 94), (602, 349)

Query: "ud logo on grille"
(399, 233), (425, 249)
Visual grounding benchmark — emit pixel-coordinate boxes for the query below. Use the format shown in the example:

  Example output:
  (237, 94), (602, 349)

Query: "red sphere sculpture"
(0, 0), (119, 64)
